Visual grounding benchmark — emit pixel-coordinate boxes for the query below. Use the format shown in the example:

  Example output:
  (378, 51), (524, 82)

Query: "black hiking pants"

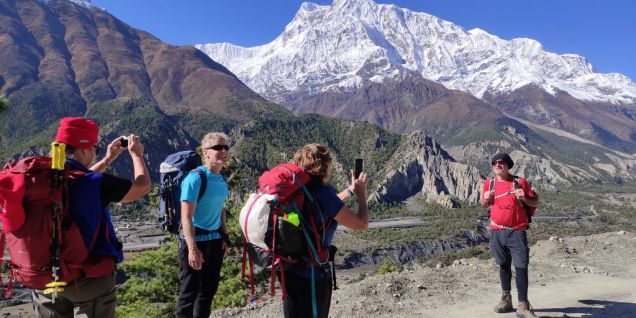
(490, 229), (530, 301)
(281, 269), (333, 318)
(177, 238), (224, 318)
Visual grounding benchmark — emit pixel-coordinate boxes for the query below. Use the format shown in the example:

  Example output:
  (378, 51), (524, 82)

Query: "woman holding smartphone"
(282, 143), (369, 318)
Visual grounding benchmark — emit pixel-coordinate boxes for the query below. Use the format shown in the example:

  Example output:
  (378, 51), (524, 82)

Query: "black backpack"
(158, 151), (206, 234)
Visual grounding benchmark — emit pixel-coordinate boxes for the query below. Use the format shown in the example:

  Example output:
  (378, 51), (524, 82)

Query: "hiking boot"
(516, 300), (537, 318)
(493, 293), (513, 313)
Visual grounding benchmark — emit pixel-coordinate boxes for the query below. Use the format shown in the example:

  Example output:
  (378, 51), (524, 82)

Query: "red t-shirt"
(483, 176), (535, 230)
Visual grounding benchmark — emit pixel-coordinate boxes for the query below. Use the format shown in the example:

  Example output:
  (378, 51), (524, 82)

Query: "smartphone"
(120, 136), (128, 148)
(354, 158), (364, 179)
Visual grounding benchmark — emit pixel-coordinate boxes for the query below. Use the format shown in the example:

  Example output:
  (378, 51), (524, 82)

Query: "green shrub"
(116, 205), (255, 316)
(116, 240), (179, 317)
(377, 261), (403, 275)
(419, 245), (490, 267)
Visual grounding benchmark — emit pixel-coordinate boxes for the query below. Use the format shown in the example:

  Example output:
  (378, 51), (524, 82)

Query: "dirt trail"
(212, 231), (636, 318)
(424, 274), (635, 317)
(2, 231), (634, 317)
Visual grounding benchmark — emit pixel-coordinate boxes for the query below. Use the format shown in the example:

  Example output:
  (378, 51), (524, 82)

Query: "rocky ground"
(2, 231), (634, 317)
(210, 231), (636, 318)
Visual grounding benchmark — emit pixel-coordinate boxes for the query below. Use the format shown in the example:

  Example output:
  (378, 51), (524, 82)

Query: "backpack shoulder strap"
(512, 175), (521, 189)
(195, 169), (207, 202)
(220, 171), (228, 183)
(489, 176), (495, 192)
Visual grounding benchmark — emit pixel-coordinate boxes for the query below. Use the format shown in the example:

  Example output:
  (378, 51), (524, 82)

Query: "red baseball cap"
(55, 117), (99, 149)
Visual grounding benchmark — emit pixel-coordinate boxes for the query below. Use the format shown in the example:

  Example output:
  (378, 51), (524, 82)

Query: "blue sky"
(92, 0), (636, 80)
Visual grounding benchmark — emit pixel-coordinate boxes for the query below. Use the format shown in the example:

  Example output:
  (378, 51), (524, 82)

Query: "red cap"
(0, 172), (26, 232)
(55, 117), (99, 149)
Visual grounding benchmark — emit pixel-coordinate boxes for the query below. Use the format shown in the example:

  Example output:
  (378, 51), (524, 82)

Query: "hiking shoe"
(493, 294), (513, 313)
(516, 300), (537, 318)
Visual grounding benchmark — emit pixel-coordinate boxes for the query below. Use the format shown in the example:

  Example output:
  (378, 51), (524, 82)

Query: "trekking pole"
(43, 142), (68, 303)
(162, 178), (175, 232)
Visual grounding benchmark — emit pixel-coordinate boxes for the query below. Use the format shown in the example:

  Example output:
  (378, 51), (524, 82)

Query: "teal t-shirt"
(179, 165), (229, 241)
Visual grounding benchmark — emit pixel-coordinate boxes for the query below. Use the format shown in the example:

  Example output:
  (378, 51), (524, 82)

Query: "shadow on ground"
(535, 299), (636, 318)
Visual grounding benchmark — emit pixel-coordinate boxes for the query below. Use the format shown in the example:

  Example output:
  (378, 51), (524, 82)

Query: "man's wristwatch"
(345, 188), (354, 197)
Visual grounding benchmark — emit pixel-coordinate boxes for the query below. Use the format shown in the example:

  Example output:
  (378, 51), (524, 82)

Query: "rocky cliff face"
(371, 131), (482, 207)
(343, 226), (489, 267)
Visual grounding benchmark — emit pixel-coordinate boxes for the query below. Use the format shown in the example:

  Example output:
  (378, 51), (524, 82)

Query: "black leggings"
(499, 260), (529, 302)
(281, 270), (333, 318)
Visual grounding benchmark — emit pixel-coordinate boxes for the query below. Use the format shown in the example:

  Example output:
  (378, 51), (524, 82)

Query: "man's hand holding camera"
(124, 134), (144, 158)
(92, 134), (145, 173)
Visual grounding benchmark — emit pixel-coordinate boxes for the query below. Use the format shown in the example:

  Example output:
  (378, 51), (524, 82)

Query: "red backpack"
(239, 163), (334, 301)
(0, 156), (90, 296)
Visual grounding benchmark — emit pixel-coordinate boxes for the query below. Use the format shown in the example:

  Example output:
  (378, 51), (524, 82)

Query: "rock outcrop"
(371, 131), (482, 207)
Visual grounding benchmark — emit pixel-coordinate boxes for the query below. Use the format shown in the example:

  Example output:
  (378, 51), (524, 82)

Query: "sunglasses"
(491, 160), (506, 166)
(93, 145), (101, 156)
(206, 144), (229, 151)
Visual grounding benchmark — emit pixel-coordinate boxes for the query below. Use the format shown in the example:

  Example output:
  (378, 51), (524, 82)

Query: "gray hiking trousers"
(31, 272), (116, 318)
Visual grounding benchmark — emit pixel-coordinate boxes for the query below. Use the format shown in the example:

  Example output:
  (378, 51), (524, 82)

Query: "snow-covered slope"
(197, 0), (636, 105)
(42, 0), (96, 9)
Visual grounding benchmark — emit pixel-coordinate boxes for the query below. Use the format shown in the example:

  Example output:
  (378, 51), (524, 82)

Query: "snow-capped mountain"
(43, 0), (95, 9)
(197, 0), (636, 105)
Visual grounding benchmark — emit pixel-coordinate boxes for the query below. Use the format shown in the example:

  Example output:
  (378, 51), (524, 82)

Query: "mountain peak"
(199, 0), (636, 105)
(40, 0), (96, 9)
(333, 0), (376, 9)
(300, 2), (322, 12)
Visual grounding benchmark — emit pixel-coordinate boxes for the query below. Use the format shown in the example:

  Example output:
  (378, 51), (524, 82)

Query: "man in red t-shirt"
(480, 153), (539, 318)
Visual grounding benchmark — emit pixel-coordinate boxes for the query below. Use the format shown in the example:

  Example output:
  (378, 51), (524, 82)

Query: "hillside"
(0, 0), (486, 207)
(0, 0), (277, 162)
(230, 115), (483, 207)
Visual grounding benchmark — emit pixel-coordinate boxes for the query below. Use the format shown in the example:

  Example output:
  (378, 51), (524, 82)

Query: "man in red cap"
(31, 117), (151, 318)
(481, 153), (539, 318)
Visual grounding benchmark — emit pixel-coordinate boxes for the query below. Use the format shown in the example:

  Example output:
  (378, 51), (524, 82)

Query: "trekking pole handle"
(51, 142), (66, 171)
